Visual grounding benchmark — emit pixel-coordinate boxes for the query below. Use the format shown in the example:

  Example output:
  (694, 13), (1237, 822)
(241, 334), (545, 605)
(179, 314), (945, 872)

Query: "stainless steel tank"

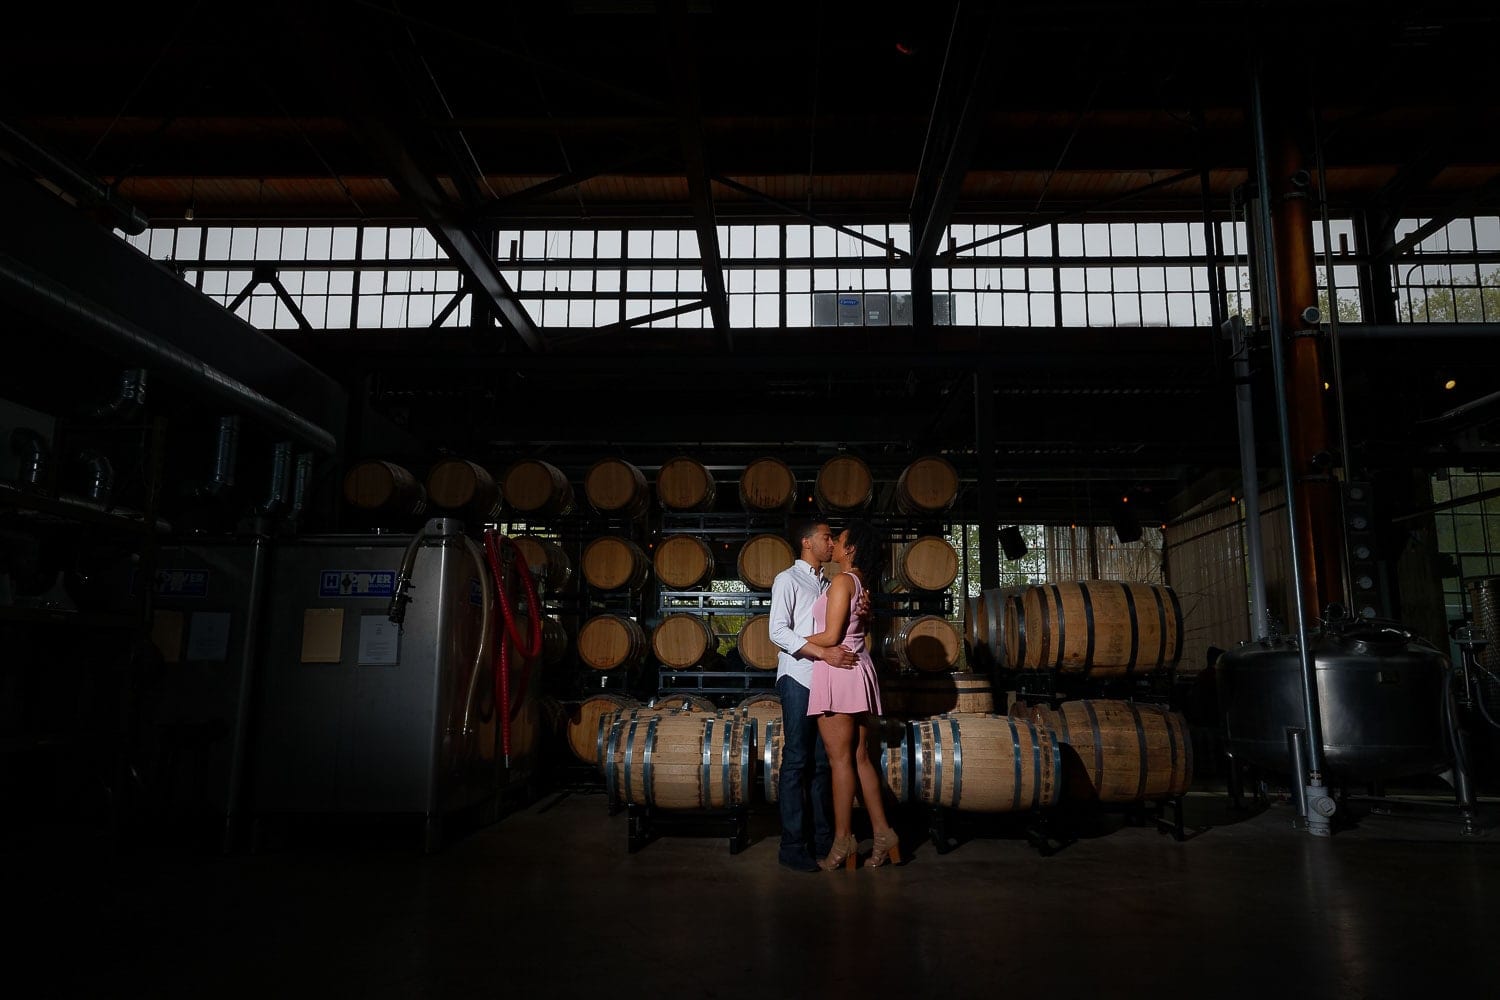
(251, 519), (506, 849)
(1218, 620), (1452, 784)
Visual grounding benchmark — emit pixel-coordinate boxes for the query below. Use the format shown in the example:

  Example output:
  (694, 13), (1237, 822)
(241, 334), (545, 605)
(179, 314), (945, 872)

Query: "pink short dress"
(806, 572), (881, 716)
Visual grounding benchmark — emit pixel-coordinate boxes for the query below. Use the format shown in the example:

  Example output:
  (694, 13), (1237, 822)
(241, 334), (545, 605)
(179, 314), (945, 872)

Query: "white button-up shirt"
(769, 558), (829, 689)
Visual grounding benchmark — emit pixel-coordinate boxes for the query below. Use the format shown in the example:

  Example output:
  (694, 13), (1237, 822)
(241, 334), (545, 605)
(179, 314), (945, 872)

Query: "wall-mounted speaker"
(1112, 502), (1142, 544)
(999, 525), (1028, 560)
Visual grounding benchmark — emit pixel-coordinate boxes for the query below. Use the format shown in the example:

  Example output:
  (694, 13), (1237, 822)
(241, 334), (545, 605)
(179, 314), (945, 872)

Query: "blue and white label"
(839, 297), (860, 307)
(469, 578), (484, 606)
(156, 569), (209, 598)
(319, 570), (397, 598)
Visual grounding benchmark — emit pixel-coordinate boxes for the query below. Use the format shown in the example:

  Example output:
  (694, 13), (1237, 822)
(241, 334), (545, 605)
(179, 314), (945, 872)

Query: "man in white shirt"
(769, 518), (861, 872)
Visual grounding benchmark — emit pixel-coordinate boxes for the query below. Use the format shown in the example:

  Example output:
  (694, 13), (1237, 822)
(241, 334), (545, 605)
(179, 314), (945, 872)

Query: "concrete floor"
(17, 784), (1500, 999)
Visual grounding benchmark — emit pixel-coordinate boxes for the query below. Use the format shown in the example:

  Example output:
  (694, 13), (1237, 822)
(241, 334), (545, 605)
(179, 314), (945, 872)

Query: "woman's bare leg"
(852, 714), (894, 836)
(817, 712), (856, 841)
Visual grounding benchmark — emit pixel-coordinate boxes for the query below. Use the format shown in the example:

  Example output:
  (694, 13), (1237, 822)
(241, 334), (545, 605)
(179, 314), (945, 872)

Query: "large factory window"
(116, 215), (1498, 333)
(1433, 470), (1500, 630)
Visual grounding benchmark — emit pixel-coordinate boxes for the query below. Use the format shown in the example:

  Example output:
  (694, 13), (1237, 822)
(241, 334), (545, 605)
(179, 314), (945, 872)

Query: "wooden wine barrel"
(726, 691), (782, 742)
(879, 672), (996, 719)
(891, 535), (959, 592)
(878, 615), (963, 673)
(895, 455), (960, 515)
(580, 535), (651, 592)
(736, 614), (780, 670)
(814, 454), (873, 512)
(651, 613), (720, 670)
(342, 460), (427, 516)
(965, 586), (1025, 669)
(603, 714), (754, 809)
(653, 534), (715, 590)
(763, 716), (909, 805)
(576, 614), (648, 671)
(737, 533), (794, 590)
(511, 535), (572, 595)
(912, 714), (1062, 812)
(1016, 699), (1193, 803)
(566, 693), (640, 764)
(649, 693), (718, 712)
(1017, 581), (1184, 676)
(739, 457), (798, 511)
(424, 458), (501, 519)
(594, 704), (708, 765)
(501, 459), (575, 520)
(656, 456), (718, 512)
(584, 458), (650, 518)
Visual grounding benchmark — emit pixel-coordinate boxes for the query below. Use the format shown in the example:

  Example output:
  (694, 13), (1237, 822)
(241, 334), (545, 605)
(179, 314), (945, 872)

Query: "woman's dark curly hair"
(839, 518), (884, 591)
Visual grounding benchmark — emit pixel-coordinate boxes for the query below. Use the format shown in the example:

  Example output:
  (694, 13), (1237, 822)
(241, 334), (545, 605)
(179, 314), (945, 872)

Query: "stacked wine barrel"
(966, 580), (1183, 676)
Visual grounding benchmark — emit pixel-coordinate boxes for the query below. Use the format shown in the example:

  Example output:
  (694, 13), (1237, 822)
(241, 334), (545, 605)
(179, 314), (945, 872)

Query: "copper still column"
(1268, 99), (1346, 621)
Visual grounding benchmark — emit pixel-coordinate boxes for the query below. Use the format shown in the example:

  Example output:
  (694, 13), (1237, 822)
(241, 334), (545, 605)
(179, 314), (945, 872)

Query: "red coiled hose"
(482, 529), (543, 759)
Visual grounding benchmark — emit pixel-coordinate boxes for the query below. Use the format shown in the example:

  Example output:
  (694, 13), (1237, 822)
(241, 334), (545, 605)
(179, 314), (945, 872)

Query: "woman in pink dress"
(805, 519), (899, 870)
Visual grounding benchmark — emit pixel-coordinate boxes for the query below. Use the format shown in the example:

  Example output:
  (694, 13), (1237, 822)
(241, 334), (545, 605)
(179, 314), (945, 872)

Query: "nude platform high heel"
(819, 835), (859, 871)
(866, 828), (901, 868)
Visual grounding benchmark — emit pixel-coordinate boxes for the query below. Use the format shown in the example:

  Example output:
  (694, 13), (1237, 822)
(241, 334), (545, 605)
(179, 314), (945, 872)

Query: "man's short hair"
(792, 517), (830, 548)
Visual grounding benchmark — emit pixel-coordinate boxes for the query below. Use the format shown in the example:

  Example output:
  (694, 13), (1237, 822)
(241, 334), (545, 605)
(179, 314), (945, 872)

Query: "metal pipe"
(1228, 315), (1270, 638)
(223, 529), (269, 854)
(77, 449), (114, 503)
(1338, 322), (1499, 339)
(207, 415), (240, 495)
(0, 252), (337, 456)
(90, 368), (148, 421)
(290, 451), (315, 524)
(1250, 50), (1331, 829)
(1287, 728), (1310, 819)
(0, 119), (149, 235)
(259, 442), (293, 516)
(9, 428), (48, 489)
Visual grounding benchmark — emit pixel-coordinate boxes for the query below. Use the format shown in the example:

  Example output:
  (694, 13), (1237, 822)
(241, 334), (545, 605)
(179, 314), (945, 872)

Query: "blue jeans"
(776, 675), (832, 855)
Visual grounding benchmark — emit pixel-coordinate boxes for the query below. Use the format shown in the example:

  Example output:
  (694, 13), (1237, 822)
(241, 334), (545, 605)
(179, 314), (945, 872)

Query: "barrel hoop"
(1037, 586), (1052, 669)
(1082, 700), (1105, 790)
(739, 719), (751, 807)
(933, 721), (945, 806)
(623, 718), (641, 804)
(949, 717), (963, 808)
(1121, 584), (1141, 674)
(604, 717), (622, 801)
(1167, 585), (1185, 667)
(596, 710), (612, 769)
(720, 716), (733, 808)
(914, 721), (926, 805)
(1026, 719), (1043, 809)
(1150, 585), (1169, 670)
(1004, 716), (1023, 811)
(1126, 701), (1149, 800)
(643, 718), (660, 804)
(1055, 703), (1072, 744)
(1161, 704), (1180, 791)
(897, 738), (910, 805)
(701, 716), (714, 808)
(1079, 581), (1096, 673)
(1050, 584), (1066, 670)
(1012, 595), (1027, 666)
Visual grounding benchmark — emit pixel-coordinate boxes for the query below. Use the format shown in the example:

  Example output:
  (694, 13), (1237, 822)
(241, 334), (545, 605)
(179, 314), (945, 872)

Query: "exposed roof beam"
(289, 11), (545, 353)
(1386, 170), (1500, 258)
(908, 2), (1003, 262)
(484, 143), (673, 213)
(712, 175), (908, 258)
(661, 0), (730, 345)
